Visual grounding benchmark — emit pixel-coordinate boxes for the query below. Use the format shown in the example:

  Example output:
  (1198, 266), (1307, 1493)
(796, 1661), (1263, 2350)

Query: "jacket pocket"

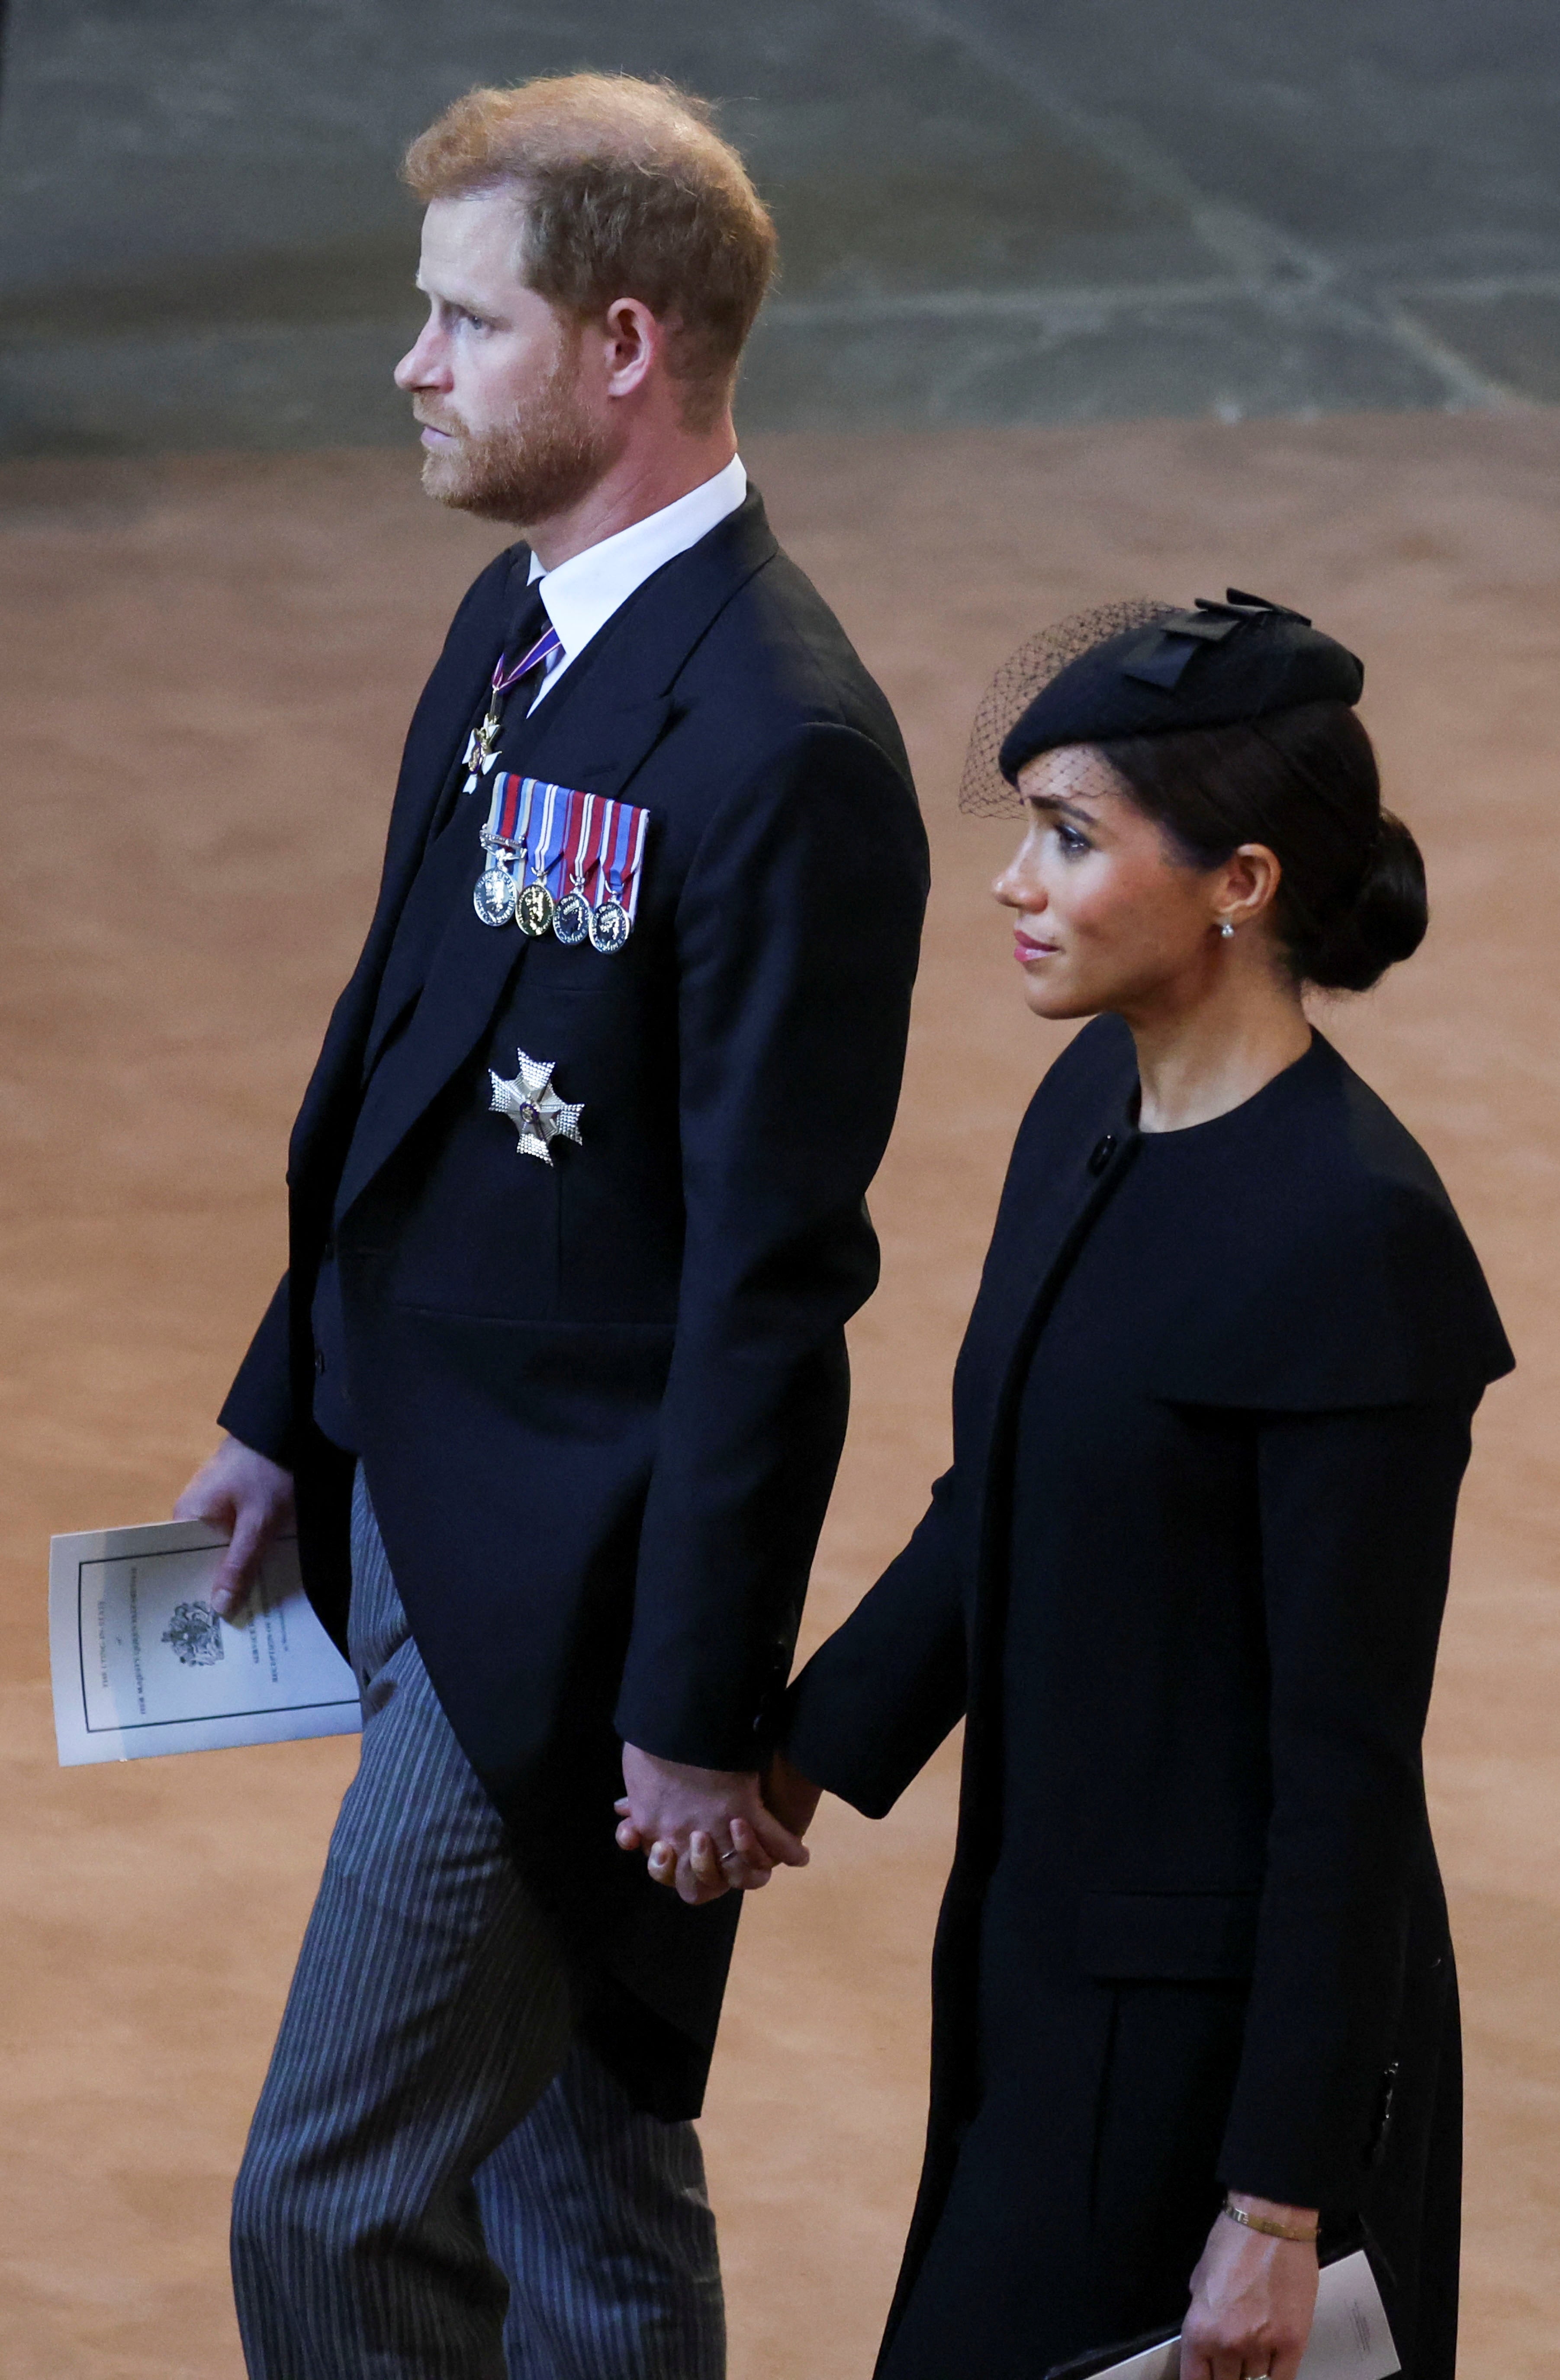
(1078, 1890), (1260, 1981)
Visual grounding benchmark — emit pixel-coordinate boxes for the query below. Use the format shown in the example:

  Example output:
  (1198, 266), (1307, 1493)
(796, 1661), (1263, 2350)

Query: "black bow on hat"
(999, 589), (1363, 785)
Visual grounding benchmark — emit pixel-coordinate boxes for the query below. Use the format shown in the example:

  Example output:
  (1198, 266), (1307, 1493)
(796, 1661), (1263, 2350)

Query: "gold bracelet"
(1221, 2197), (1319, 2245)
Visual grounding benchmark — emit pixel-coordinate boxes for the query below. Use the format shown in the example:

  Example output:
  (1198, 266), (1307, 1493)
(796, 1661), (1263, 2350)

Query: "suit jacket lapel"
(289, 550), (534, 1199)
(332, 495), (778, 1223)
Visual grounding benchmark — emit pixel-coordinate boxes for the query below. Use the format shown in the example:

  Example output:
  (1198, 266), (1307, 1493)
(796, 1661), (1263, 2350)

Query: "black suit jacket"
(221, 491), (929, 2113)
(784, 1018), (1511, 2351)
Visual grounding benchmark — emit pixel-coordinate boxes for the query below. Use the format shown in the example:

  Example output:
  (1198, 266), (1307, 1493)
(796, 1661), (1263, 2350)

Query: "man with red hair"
(175, 72), (926, 2380)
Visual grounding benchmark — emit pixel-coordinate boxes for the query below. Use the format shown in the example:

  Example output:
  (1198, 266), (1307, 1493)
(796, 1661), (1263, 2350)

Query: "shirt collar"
(527, 454), (748, 677)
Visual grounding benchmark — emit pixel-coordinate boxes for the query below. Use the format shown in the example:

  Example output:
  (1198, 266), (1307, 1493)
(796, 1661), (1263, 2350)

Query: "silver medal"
(473, 861), (517, 927)
(589, 896), (631, 955)
(553, 887), (591, 945)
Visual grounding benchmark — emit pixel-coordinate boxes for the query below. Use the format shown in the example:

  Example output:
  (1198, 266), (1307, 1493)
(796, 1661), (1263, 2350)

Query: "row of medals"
(474, 841), (632, 955)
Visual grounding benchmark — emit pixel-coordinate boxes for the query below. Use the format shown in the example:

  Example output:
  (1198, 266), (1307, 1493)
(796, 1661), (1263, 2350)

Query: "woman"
(664, 593), (1510, 2379)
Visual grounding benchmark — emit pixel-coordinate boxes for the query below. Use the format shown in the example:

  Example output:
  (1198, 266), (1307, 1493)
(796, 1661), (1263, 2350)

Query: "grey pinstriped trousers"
(230, 1471), (726, 2378)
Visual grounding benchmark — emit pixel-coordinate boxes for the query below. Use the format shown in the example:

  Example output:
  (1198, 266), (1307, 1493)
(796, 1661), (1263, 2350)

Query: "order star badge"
(488, 1048), (584, 1164)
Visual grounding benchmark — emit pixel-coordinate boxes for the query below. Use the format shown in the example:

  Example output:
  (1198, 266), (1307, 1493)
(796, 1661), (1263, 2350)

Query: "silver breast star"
(488, 1048), (584, 1164)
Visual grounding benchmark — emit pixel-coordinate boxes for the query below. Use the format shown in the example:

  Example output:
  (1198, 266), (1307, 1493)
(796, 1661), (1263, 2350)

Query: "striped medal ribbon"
(515, 780), (563, 938)
(589, 796), (650, 954)
(553, 793), (597, 945)
(473, 771), (535, 927)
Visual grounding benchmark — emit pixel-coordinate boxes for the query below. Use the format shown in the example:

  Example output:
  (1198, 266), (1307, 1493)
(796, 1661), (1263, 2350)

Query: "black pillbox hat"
(998, 590), (1364, 786)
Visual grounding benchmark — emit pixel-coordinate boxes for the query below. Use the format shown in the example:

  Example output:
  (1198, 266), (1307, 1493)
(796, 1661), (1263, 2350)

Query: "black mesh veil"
(958, 598), (1177, 814)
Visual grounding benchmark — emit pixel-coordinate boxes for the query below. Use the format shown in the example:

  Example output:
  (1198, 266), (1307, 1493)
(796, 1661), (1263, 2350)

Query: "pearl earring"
(1218, 920), (1235, 939)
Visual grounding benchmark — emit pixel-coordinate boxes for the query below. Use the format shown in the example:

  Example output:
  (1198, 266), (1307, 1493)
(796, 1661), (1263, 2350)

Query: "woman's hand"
(613, 1746), (823, 1901)
(763, 1747), (823, 1842)
(1180, 2198), (1319, 2380)
(613, 1747), (808, 1902)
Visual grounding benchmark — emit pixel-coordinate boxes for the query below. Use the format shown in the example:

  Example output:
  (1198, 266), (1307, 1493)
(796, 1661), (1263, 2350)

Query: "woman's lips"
(1014, 930), (1058, 963)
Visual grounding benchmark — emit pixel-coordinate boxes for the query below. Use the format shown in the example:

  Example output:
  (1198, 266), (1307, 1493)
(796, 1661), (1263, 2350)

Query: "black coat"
(220, 491), (929, 2115)
(784, 1017), (1512, 2378)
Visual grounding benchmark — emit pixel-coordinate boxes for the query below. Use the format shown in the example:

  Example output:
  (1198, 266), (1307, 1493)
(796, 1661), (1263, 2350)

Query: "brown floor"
(1, 414), (1556, 2377)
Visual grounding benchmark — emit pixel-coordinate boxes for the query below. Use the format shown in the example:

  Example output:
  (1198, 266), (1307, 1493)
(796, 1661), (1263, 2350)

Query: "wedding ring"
(719, 1847), (743, 1866)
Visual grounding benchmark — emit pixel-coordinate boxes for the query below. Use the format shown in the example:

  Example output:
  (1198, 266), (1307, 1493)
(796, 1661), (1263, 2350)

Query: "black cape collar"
(963, 1016), (1511, 1475)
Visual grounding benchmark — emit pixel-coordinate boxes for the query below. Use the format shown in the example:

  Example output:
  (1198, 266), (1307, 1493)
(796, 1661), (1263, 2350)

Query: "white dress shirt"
(526, 453), (748, 708)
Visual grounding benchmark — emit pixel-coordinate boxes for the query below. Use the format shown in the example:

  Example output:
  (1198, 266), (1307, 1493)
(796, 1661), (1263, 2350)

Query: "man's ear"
(601, 298), (660, 399)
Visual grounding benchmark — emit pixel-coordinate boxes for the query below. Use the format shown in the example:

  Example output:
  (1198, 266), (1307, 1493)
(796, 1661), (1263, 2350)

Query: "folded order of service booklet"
(50, 1519), (361, 1765)
(1045, 2250), (1399, 2380)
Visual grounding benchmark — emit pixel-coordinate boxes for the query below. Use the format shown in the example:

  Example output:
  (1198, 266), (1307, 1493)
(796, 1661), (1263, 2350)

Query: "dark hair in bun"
(1097, 700), (1427, 992)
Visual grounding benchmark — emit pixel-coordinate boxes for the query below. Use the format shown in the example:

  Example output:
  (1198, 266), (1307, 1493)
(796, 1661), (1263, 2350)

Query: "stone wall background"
(4, 0), (1560, 453)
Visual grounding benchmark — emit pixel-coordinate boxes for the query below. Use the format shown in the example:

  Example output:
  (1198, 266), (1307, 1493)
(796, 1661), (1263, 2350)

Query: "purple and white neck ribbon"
(492, 622), (563, 703)
(462, 620), (565, 792)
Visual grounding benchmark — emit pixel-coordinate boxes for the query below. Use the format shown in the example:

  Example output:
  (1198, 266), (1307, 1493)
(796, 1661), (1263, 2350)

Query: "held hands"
(615, 1744), (820, 1904)
(173, 1434), (296, 1618)
(1180, 2198), (1319, 2380)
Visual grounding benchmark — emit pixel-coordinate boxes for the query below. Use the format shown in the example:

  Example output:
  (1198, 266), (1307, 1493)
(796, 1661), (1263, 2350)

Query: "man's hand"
(614, 1743), (810, 1905)
(173, 1435), (296, 1620)
(1180, 2197), (1319, 2380)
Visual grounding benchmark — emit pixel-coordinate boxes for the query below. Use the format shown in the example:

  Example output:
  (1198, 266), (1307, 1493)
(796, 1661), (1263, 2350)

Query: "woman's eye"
(1055, 824), (1091, 857)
